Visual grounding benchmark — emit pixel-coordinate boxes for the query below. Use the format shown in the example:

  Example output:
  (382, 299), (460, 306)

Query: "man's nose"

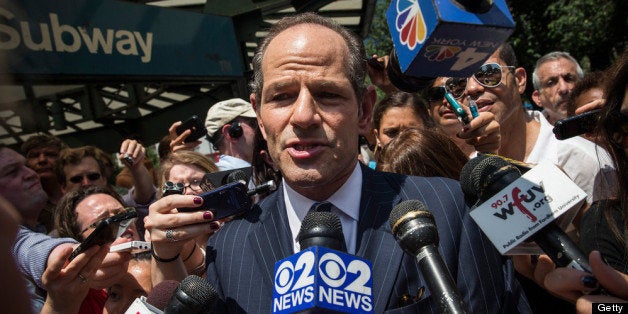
(290, 90), (321, 129)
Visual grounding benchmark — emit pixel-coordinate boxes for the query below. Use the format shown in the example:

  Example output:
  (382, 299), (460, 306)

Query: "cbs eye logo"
(274, 251), (372, 295)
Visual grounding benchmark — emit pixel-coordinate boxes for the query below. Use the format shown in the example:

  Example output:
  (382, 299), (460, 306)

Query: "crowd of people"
(2, 11), (626, 314)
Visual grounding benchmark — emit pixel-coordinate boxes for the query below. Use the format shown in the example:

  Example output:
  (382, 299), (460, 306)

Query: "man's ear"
(250, 93), (267, 141)
(358, 86), (376, 135)
(531, 89), (543, 108)
(514, 67), (527, 95)
(221, 124), (235, 141)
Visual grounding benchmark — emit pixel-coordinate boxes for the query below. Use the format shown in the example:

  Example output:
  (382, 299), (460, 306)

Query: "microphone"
(389, 200), (469, 314)
(147, 280), (180, 311)
(124, 280), (180, 314)
(297, 210), (347, 252)
(384, 0), (515, 92)
(272, 211), (373, 313)
(225, 169), (247, 185)
(460, 154), (592, 272)
(247, 179), (277, 196)
(164, 275), (218, 314)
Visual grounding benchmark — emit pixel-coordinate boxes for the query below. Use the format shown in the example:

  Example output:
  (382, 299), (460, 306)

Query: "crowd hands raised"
(3, 11), (626, 314)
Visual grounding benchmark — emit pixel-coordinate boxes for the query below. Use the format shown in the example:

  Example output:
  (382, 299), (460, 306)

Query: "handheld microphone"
(460, 155), (592, 272)
(384, 0), (515, 92)
(272, 211), (373, 313)
(225, 169), (247, 185)
(389, 200), (469, 314)
(247, 180), (277, 196)
(124, 280), (180, 314)
(164, 275), (218, 314)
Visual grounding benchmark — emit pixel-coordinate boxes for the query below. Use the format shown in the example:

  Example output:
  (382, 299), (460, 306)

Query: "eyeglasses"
(426, 63), (516, 101)
(69, 172), (102, 184)
(79, 207), (137, 238)
(164, 179), (204, 193)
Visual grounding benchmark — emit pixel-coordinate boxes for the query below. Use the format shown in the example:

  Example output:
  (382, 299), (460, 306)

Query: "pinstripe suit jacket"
(206, 164), (531, 313)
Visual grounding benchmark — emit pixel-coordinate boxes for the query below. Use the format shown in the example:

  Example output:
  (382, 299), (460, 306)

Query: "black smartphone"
(366, 57), (385, 70)
(178, 181), (252, 221)
(553, 109), (601, 140)
(69, 210), (138, 260)
(175, 115), (207, 143)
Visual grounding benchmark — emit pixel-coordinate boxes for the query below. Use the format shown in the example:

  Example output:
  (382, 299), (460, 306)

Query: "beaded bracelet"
(151, 246), (180, 263)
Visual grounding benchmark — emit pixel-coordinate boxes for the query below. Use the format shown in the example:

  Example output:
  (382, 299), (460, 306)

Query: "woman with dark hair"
(376, 127), (468, 180)
(543, 50), (628, 313)
(372, 91), (435, 156)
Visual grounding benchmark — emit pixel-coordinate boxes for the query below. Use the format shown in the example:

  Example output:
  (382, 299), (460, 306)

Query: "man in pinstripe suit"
(205, 13), (531, 313)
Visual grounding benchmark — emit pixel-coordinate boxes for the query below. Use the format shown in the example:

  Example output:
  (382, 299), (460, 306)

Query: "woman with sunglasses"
(54, 185), (139, 314)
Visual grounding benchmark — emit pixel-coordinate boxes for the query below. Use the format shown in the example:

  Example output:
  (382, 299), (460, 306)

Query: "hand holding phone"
(69, 210), (138, 260)
(175, 115), (207, 143)
(178, 181), (252, 221)
(553, 109), (601, 140)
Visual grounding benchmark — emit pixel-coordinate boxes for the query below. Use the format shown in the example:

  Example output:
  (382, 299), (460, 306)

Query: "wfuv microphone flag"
(386, 0), (515, 79)
(272, 246), (373, 313)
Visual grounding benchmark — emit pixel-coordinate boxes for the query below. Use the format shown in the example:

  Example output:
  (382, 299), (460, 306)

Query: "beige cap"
(204, 98), (256, 138)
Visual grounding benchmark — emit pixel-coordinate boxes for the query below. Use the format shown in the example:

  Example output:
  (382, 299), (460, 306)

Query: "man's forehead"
(0, 148), (23, 166)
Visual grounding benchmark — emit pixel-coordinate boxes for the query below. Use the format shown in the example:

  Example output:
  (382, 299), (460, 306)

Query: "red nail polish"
(203, 211), (212, 220)
(194, 197), (203, 204)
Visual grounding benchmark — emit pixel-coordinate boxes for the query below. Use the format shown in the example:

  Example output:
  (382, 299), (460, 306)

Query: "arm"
(366, 54), (399, 95)
(12, 226), (77, 289)
(119, 139), (154, 205)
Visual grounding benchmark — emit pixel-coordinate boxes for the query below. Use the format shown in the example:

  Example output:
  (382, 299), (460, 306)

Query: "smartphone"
(175, 115), (207, 143)
(366, 57), (385, 70)
(553, 109), (601, 140)
(178, 181), (252, 221)
(110, 241), (151, 253)
(69, 210), (138, 260)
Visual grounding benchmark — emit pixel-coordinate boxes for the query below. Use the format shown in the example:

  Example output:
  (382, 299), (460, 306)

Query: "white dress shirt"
(283, 163), (362, 254)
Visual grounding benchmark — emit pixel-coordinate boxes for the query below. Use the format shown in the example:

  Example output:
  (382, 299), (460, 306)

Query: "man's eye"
(271, 93), (291, 101)
(384, 129), (399, 138)
(544, 80), (556, 88)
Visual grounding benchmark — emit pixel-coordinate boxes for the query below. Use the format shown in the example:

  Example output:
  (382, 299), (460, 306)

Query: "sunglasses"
(426, 63), (516, 101)
(69, 172), (102, 184)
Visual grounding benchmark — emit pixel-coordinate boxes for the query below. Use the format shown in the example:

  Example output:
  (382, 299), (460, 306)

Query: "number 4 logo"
(451, 48), (488, 71)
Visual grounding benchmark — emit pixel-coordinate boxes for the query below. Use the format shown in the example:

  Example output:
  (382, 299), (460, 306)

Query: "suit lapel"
(357, 166), (406, 313)
(247, 185), (294, 289)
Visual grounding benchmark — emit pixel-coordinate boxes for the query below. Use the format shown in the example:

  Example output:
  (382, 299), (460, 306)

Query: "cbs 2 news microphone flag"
(272, 246), (373, 313)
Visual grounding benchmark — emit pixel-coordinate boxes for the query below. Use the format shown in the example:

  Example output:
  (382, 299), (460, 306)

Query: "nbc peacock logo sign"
(394, 0), (427, 50)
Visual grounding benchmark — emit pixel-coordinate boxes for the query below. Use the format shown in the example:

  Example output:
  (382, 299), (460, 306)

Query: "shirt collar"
(283, 163), (362, 222)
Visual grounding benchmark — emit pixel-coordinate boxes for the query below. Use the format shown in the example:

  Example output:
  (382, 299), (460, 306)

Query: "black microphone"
(460, 155), (592, 272)
(389, 200), (469, 314)
(272, 210), (373, 313)
(164, 275), (218, 314)
(247, 180), (277, 196)
(225, 169), (247, 185)
(297, 210), (347, 252)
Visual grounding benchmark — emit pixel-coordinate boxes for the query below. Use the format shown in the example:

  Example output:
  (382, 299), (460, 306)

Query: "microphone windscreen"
(388, 199), (427, 229)
(179, 275), (218, 311)
(225, 170), (247, 184)
(297, 211), (346, 251)
(146, 280), (179, 310)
